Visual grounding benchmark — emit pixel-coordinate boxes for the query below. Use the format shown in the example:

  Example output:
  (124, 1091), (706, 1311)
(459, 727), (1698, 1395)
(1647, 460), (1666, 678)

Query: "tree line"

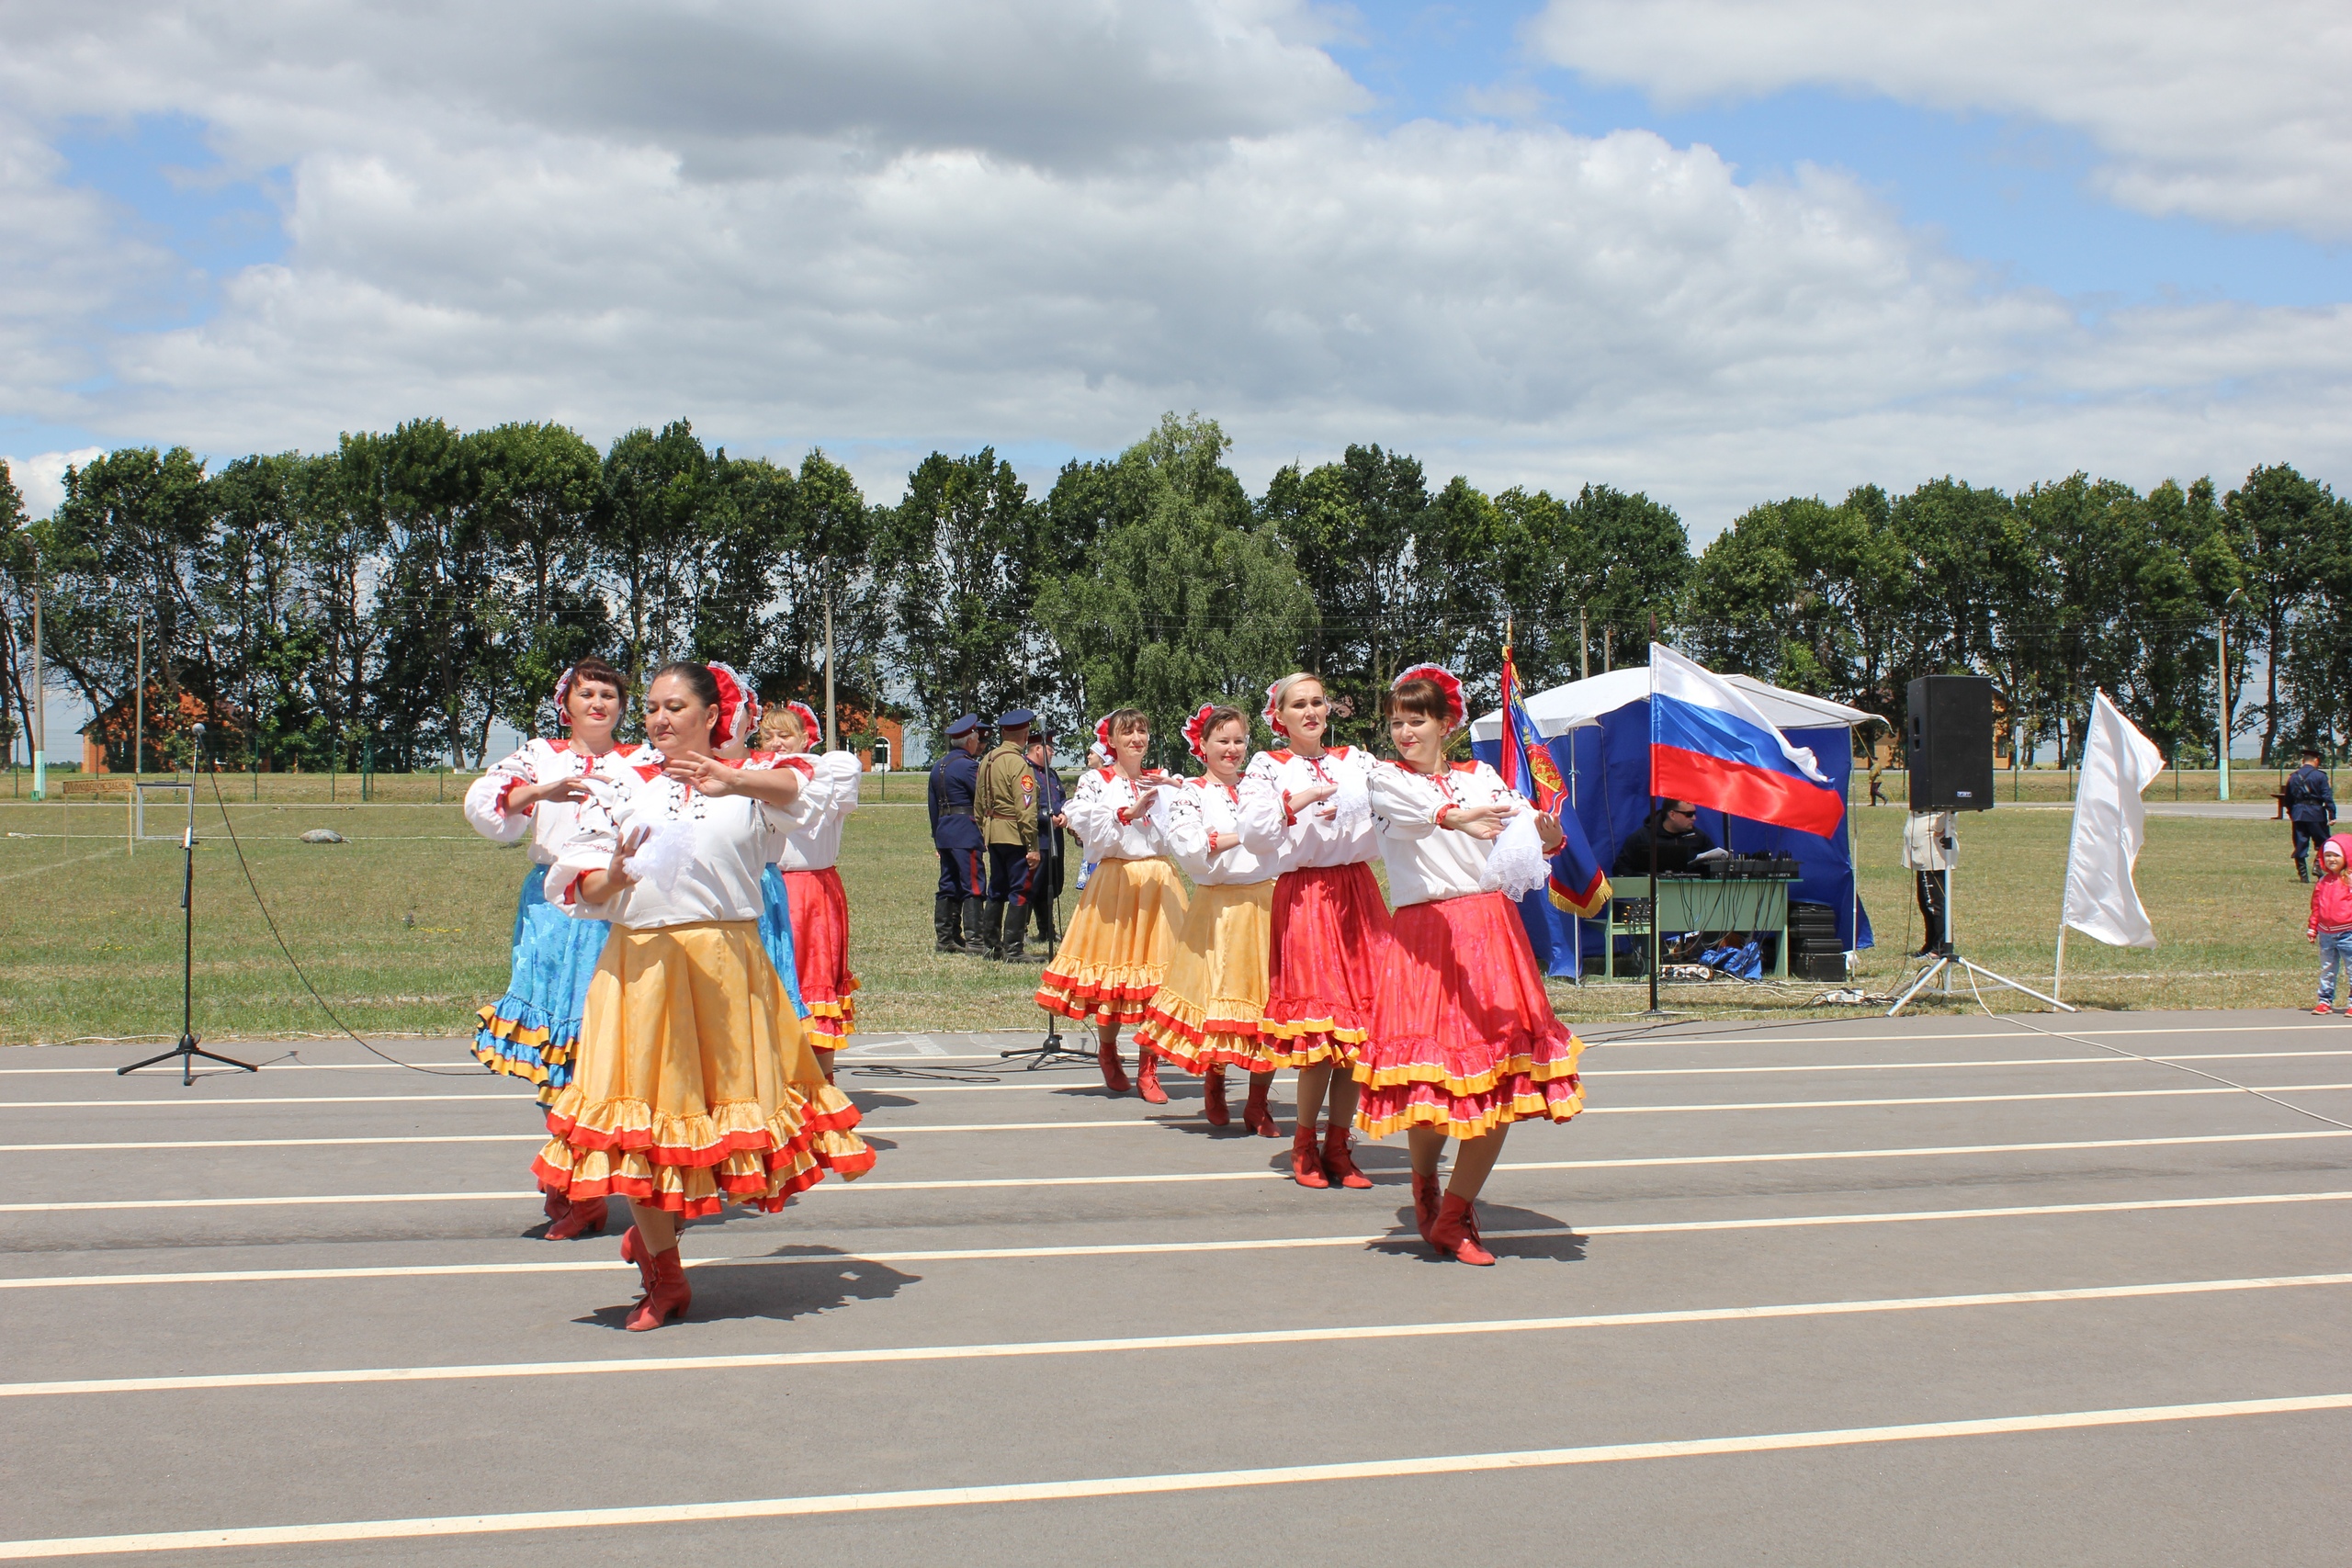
(0, 410), (2341, 773)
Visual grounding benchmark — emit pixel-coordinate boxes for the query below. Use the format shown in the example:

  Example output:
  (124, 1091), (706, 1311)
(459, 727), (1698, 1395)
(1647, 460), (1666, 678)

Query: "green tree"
(472, 422), (604, 737)
(873, 446), (1042, 745)
(1039, 413), (1316, 761)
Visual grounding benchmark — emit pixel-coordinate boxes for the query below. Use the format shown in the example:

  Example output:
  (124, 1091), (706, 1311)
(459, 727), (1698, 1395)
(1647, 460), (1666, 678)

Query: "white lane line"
(6, 1393), (2346, 1557)
(15, 1082), (2352, 1153)
(1599, 1022), (2339, 1049)
(0, 1054), (1023, 1076)
(6, 1190), (2345, 1292)
(7, 1128), (2350, 1212)
(18, 1056), (2352, 1110)
(7, 1273), (2347, 1400)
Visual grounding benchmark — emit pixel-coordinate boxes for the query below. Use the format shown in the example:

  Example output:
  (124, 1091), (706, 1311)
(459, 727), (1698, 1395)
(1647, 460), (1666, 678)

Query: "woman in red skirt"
(1358, 664), (1585, 1264)
(1239, 673), (1390, 1189)
(756, 700), (862, 1082)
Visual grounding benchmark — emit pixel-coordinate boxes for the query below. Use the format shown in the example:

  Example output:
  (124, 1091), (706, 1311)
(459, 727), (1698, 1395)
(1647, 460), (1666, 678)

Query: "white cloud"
(0, 0), (2343, 533)
(1527, 0), (2352, 240)
(4, 449), (105, 518)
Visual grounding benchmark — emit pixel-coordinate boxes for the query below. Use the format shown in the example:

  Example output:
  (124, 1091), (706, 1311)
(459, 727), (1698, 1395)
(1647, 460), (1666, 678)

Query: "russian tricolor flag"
(1649, 644), (1845, 838)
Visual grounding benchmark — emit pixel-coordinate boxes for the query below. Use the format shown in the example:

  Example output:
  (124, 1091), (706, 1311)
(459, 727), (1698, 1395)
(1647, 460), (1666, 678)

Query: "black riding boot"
(963, 897), (991, 956)
(933, 893), (961, 953)
(977, 899), (1007, 961)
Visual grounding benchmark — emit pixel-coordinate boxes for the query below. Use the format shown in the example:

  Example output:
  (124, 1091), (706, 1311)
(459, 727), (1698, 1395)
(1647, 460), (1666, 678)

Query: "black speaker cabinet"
(1906, 675), (1995, 812)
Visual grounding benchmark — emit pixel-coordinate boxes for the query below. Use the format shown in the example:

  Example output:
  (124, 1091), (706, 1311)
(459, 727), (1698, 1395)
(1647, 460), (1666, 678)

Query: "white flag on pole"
(2060, 690), (2165, 948)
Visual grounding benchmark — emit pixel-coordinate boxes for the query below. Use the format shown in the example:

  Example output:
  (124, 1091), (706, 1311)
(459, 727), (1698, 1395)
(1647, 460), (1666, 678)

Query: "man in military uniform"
(2289, 747), (2336, 883)
(976, 708), (1043, 961)
(928, 713), (985, 953)
(1019, 727), (1069, 955)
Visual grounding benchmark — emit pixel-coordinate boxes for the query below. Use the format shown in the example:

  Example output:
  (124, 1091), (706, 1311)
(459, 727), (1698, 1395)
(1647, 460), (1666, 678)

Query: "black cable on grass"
(205, 769), (481, 1078)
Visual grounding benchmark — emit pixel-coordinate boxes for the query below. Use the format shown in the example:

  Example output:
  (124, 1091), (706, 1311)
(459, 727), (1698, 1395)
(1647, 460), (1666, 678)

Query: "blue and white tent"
(1468, 665), (1877, 977)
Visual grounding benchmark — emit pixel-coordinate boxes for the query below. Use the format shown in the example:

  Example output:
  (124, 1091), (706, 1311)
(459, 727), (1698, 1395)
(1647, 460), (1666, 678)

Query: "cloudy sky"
(3, 0), (2346, 530)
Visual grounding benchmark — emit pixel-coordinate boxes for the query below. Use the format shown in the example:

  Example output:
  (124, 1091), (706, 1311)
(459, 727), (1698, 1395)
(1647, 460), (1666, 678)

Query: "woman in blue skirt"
(464, 658), (650, 1239)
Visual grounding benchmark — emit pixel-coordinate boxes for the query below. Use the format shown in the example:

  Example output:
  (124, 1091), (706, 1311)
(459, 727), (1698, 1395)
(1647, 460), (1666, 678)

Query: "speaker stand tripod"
(1000, 878), (1095, 1069)
(1885, 846), (2073, 1018)
(119, 750), (258, 1084)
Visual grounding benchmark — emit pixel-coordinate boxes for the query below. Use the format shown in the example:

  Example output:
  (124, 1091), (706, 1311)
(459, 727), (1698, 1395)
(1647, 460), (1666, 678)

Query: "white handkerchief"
(622, 819), (696, 893)
(1481, 804), (1547, 901)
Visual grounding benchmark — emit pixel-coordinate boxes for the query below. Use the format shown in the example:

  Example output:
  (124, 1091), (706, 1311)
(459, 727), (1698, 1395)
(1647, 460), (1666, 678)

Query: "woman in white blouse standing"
(1136, 704), (1283, 1135)
(755, 699), (863, 1083)
(539, 662), (875, 1332)
(1035, 709), (1190, 1098)
(1358, 665), (1586, 1266)
(1239, 672), (1390, 1190)
(461, 658), (650, 1241)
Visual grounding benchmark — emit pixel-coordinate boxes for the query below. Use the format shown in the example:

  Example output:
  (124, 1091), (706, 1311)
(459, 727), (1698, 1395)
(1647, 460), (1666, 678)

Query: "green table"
(1603, 875), (1793, 977)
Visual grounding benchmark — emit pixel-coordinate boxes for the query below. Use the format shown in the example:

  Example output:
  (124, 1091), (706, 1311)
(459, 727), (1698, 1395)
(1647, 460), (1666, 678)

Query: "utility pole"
(823, 568), (837, 753)
(130, 610), (145, 855)
(1578, 607), (1589, 681)
(28, 564), (43, 801)
(2216, 619), (2231, 802)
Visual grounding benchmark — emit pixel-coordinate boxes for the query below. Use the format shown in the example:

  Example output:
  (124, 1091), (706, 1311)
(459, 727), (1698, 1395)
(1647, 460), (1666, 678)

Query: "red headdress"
(1262, 680), (1285, 736)
(1094, 714), (1115, 754)
(1182, 703), (1220, 764)
(784, 700), (821, 746)
(551, 664), (580, 729)
(706, 662), (761, 749)
(1392, 662), (1465, 729)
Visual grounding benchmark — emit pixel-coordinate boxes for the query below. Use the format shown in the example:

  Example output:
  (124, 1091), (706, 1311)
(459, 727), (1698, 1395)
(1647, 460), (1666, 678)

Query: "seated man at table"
(1613, 799), (1717, 878)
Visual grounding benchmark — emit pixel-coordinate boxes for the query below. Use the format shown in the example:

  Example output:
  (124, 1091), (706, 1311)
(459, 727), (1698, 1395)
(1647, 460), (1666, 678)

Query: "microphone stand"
(119, 725), (259, 1084)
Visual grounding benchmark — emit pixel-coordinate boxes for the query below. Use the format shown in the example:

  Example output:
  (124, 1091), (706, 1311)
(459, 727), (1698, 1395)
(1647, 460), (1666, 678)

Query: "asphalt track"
(2, 1008), (2347, 1565)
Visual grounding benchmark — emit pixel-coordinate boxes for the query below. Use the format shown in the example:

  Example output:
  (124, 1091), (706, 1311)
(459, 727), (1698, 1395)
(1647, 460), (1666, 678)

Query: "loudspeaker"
(1906, 675), (1995, 812)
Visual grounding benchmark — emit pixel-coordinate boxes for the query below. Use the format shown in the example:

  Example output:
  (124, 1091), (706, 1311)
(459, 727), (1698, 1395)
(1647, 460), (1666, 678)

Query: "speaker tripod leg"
(1886, 957), (1951, 1017)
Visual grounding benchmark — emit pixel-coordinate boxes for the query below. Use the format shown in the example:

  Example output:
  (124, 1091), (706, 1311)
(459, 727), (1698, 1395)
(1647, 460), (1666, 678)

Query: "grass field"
(0, 775), (2327, 1046)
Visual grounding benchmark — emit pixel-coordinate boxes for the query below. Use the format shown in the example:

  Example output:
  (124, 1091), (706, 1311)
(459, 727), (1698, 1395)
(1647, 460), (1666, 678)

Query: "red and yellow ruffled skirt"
(531, 919), (874, 1218)
(1035, 857), (1188, 1025)
(783, 866), (859, 1042)
(1136, 878), (1277, 1074)
(1261, 862), (1393, 1068)
(1353, 890), (1584, 1141)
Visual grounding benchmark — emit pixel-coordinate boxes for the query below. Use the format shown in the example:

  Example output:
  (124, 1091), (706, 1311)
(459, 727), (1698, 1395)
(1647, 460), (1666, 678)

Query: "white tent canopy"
(1469, 666), (1877, 743)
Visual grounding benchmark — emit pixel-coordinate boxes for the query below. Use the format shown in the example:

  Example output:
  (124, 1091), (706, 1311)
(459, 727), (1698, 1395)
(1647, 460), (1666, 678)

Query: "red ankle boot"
(542, 1186), (572, 1224)
(1098, 1040), (1131, 1094)
(1201, 1067), (1229, 1125)
(1137, 1053), (1169, 1105)
(546, 1194), (607, 1241)
(625, 1246), (691, 1330)
(1410, 1174), (1442, 1243)
(619, 1225), (656, 1299)
(1321, 1122), (1373, 1189)
(1242, 1075), (1278, 1136)
(1290, 1122), (1329, 1188)
(1430, 1193), (1494, 1265)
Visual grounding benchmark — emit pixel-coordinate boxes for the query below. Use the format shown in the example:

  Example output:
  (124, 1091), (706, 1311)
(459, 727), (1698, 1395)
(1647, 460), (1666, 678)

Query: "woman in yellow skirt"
(1136, 704), (1283, 1134)
(1035, 708), (1190, 1098)
(538, 661), (875, 1331)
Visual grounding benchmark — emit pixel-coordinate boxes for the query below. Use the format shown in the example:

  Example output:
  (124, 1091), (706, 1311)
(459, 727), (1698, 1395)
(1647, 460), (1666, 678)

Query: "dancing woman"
(1358, 665), (1584, 1265)
(1136, 704), (1282, 1135)
(464, 658), (647, 1105)
(537, 661), (874, 1331)
(755, 699), (863, 1082)
(1035, 710), (1190, 1099)
(1239, 673), (1389, 1189)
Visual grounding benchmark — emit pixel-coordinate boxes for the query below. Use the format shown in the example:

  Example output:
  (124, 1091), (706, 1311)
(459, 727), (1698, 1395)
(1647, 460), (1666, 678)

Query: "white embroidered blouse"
(755, 750), (861, 872)
(462, 738), (653, 865)
(1062, 767), (1171, 861)
(548, 766), (789, 930)
(1238, 745), (1379, 872)
(1162, 773), (1277, 886)
(1366, 759), (1532, 908)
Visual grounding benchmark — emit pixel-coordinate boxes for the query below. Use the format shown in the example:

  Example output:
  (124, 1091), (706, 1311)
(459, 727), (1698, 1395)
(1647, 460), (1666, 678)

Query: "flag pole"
(2052, 710), (2098, 1009)
(1647, 645), (1661, 1015)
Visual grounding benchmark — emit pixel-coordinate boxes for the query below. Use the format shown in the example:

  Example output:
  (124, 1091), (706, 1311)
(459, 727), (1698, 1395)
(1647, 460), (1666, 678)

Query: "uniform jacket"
(976, 740), (1039, 851)
(1031, 760), (1068, 854)
(2288, 764), (2336, 825)
(928, 747), (983, 851)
